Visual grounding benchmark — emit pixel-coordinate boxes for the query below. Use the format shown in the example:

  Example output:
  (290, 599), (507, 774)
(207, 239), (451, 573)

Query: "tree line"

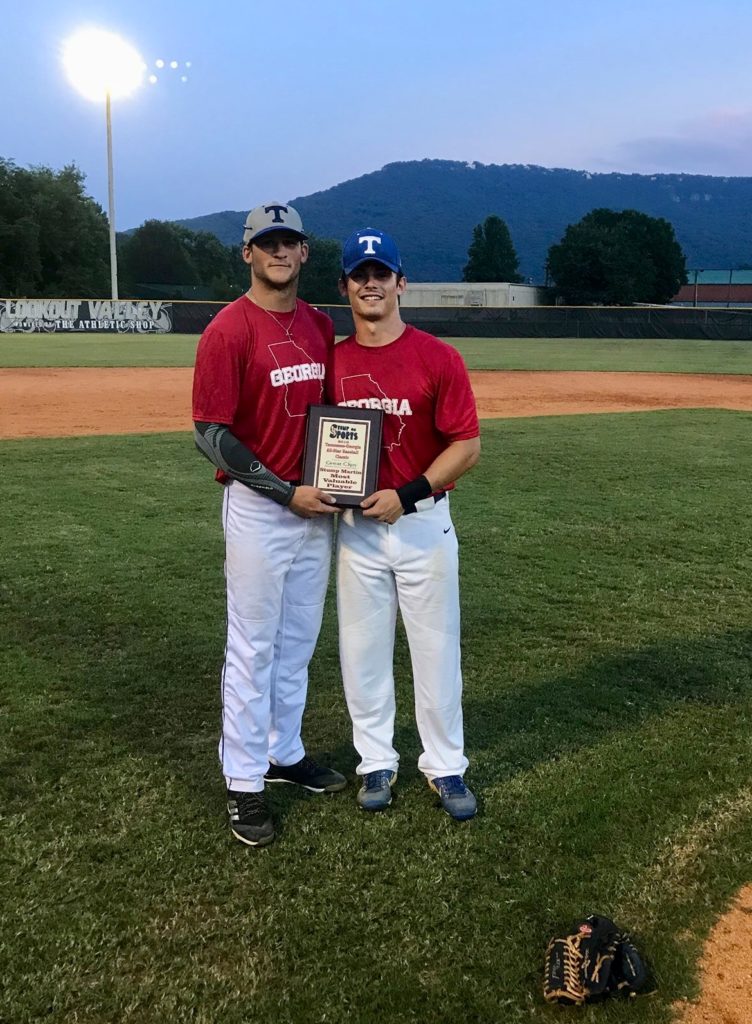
(0, 158), (688, 305)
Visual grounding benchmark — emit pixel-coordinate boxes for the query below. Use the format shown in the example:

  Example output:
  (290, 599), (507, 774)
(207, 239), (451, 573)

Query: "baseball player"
(330, 227), (481, 820)
(192, 201), (346, 848)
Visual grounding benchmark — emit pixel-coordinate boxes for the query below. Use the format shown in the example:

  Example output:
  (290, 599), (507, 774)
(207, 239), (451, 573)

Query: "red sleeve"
(434, 346), (480, 442)
(192, 319), (251, 425)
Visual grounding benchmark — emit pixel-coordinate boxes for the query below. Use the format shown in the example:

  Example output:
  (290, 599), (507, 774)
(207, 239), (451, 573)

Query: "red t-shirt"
(328, 325), (479, 491)
(192, 296), (334, 482)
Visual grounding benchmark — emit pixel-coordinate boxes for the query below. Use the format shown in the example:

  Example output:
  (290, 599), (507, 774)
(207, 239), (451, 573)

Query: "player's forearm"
(423, 437), (481, 492)
(394, 437), (480, 513)
(193, 421), (295, 506)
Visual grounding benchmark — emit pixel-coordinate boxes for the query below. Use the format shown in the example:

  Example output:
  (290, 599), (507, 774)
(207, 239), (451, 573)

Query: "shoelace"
(364, 770), (393, 790)
(434, 776), (467, 797)
(236, 791), (267, 817)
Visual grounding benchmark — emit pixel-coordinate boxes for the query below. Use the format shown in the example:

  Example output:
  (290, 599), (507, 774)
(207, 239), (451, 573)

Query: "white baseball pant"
(336, 495), (469, 780)
(220, 481), (333, 793)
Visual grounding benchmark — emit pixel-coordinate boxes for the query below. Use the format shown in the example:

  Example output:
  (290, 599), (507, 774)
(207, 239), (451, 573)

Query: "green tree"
(119, 222), (253, 300)
(175, 226), (242, 300)
(462, 215), (522, 282)
(0, 158), (110, 297)
(546, 208), (688, 305)
(118, 220), (199, 295)
(298, 235), (342, 305)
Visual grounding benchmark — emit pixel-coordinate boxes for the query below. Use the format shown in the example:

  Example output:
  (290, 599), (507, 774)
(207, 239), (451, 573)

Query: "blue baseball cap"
(342, 228), (402, 276)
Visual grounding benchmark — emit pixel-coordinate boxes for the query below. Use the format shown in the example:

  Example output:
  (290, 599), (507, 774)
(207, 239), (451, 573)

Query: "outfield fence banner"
(324, 305), (752, 340)
(385, 305), (752, 340)
(171, 302), (224, 334)
(0, 299), (173, 333)
(6, 300), (752, 340)
(170, 302), (752, 340)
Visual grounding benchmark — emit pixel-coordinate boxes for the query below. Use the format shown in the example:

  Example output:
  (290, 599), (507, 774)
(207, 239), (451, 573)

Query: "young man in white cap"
(330, 227), (481, 820)
(192, 202), (346, 848)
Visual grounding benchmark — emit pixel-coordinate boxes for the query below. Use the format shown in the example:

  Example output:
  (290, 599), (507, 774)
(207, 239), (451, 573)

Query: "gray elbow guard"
(194, 423), (296, 506)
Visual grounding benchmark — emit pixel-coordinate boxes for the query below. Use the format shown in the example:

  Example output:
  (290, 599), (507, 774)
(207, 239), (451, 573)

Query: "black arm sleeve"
(193, 422), (295, 506)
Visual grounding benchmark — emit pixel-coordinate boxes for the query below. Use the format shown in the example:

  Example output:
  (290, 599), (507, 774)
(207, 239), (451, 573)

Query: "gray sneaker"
(357, 770), (397, 811)
(428, 776), (477, 820)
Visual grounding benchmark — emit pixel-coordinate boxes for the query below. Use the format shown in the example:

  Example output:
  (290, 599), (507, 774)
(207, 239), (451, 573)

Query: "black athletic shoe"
(264, 755), (347, 793)
(227, 790), (275, 847)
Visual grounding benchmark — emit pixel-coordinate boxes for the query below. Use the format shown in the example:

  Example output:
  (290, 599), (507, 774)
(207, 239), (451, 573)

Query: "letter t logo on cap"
(358, 234), (381, 255)
(265, 204), (288, 223)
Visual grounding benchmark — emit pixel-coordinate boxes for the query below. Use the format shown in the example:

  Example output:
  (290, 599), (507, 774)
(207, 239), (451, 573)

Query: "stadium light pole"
(62, 29), (145, 300)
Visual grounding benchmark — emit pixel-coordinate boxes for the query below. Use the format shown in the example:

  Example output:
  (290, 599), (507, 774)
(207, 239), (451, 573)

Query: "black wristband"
(395, 475), (432, 513)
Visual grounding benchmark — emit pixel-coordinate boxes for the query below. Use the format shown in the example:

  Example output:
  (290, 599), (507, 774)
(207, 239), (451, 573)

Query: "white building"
(400, 281), (546, 308)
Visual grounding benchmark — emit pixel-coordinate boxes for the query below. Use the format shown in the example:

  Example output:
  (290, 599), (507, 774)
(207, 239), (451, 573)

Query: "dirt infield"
(2, 367), (752, 439)
(673, 885), (752, 1024)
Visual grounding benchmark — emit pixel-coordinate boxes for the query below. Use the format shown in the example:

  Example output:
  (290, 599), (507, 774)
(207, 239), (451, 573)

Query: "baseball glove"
(543, 914), (646, 1005)
(607, 932), (648, 996)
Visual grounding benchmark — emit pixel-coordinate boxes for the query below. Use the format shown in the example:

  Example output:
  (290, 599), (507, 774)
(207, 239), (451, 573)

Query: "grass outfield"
(0, 332), (200, 368)
(3, 410), (752, 1022)
(3, 331), (752, 373)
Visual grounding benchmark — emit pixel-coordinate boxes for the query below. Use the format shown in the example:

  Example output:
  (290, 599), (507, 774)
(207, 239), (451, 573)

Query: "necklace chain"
(248, 294), (298, 337)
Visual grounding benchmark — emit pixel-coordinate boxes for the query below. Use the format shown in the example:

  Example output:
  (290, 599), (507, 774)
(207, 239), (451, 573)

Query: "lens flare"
(63, 28), (145, 101)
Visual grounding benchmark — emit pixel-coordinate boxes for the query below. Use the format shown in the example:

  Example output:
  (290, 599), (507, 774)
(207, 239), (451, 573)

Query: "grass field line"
(644, 786), (752, 889)
(614, 781), (752, 943)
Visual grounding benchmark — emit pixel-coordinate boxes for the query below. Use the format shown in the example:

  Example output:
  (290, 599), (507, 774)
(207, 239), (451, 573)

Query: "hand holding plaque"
(302, 405), (383, 507)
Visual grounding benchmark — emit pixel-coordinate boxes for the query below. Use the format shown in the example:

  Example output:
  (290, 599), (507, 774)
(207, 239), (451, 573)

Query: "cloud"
(593, 109), (752, 176)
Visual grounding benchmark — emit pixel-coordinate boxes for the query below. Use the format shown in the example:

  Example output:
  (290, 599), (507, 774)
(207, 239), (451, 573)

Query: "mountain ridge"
(173, 159), (752, 282)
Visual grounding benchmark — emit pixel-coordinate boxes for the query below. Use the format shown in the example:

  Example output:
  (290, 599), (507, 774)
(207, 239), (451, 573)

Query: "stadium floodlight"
(62, 28), (145, 300)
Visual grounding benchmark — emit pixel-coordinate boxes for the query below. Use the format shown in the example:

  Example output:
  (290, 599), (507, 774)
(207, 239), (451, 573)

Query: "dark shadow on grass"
(462, 628), (752, 787)
(5, 542), (752, 834)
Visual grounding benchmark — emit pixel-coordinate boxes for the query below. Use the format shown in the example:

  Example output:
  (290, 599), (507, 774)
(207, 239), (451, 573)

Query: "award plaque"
(302, 405), (383, 507)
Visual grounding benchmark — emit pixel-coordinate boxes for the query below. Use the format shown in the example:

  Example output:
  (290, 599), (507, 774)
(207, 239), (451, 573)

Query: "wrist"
(395, 475), (432, 513)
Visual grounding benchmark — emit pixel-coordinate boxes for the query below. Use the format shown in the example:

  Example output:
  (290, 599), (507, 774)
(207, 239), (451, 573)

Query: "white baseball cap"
(242, 202), (307, 245)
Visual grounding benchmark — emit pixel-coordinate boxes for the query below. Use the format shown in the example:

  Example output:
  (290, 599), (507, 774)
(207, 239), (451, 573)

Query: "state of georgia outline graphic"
(338, 373), (407, 451)
(269, 340), (324, 418)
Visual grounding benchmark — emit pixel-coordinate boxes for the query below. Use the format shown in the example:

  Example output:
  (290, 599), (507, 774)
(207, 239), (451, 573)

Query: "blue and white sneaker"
(428, 776), (477, 820)
(357, 770), (397, 812)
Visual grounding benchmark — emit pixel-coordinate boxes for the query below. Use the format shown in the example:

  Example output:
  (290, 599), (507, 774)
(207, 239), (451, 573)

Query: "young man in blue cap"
(329, 227), (481, 820)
